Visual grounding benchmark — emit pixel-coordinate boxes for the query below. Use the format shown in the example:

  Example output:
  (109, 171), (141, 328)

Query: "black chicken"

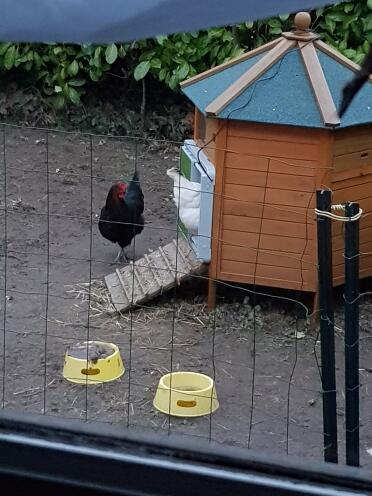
(339, 45), (372, 118)
(99, 171), (144, 264)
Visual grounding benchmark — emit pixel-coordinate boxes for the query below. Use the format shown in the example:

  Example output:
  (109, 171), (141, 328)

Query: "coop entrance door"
(179, 139), (215, 263)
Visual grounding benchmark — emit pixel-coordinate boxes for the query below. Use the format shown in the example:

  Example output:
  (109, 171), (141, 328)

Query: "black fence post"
(344, 202), (360, 467)
(316, 189), (338, 464)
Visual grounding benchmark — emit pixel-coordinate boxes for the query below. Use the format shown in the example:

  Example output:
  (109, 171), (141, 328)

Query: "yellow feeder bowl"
(153, 372), (219, 417)
(63, 341), (124, 384)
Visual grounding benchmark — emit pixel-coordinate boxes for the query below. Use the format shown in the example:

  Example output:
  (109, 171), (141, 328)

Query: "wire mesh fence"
(1, 122), (372, 467)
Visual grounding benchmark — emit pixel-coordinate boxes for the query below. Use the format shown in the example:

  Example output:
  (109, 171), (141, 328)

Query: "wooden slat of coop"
(333, 150), (372, 174)
(222, 215), (262, 232)
(224, 168), (268, 187)
(224, 184), (315, 208)
(224, 168), (316, 192)
(332, 164), (372, 182)
(258, 251), (314, 270)
(333, 256), (372, 281)
(332, 175), (372, 191)
(221, 231), (259, 249)
(269, 158), (319, 176)
(333, 182), (372, 202)
(221, 230), (313, 254)
(221, 245), (313, 269)
(224, 183), (265, 203)
(225, 152), (269, 171)
(333, 268), (372, 287)
(331, 253), (372, 276)
(227, 136), (321, 161)
(266, 173), (315, 192)
(227, 121), (323, 144)
(223, 201), (311, 223)
(265, 189), (315, 208)
(220, 259), (313, 280)
(223, 215), (315, 239)
(332, 226), (372, 252)
(261, 219), (315, 239)
(333, 125), (372, 156)
(259, 234), (313, 254)
(219, 263), (314, 291)
(225, 151), (319, 176)
(333, 240), (372, 261)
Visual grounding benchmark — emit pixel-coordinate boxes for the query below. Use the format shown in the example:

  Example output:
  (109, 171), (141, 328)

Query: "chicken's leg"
(111, 247), (128, 265)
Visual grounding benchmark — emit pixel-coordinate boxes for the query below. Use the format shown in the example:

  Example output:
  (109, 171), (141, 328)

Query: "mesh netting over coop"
(179, 11), (372, 310)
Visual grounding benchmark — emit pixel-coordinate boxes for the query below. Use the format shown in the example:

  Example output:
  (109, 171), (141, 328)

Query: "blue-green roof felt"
(219, 50), (322, 127)
(182, 47), (372, 129)
(317, 50), (372, 128)
(182, 52), (264, 110)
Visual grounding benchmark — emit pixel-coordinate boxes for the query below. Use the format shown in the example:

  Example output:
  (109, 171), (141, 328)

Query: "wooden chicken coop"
(180, 12), (372, 310)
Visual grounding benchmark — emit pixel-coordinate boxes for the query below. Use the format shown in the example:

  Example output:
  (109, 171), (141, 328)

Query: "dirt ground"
(1, 125), (372, 467)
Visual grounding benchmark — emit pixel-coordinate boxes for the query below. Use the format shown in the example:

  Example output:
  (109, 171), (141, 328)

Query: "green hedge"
(0, 0), (371, 108)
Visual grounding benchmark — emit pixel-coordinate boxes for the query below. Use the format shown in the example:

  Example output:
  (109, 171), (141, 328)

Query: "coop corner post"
(344, 202), (360, 467)
(316, 189), (338, 464)
(207, 122), (227, 311)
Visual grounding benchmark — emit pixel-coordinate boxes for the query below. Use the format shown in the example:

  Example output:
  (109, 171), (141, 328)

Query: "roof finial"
(282, 11), (317, 41)
(294, 12), (312, 32)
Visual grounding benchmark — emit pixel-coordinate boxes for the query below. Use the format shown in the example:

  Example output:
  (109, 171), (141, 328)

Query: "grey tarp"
(0, 0), (334, 43)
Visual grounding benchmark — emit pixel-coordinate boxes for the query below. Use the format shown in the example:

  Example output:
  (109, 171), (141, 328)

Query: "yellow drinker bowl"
(153, 372), (219, 417)
(63, 340), (124, 384)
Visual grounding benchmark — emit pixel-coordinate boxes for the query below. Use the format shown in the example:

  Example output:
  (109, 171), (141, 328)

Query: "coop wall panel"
(330, 127), (372, 286)
(212, 121), (320, 294)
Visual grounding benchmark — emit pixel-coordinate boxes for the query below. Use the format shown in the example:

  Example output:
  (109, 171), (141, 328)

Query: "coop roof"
(181, 12), (372, 129)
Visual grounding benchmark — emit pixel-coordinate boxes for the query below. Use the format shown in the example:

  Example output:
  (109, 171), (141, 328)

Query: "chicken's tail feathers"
(125, 169), (143, 203)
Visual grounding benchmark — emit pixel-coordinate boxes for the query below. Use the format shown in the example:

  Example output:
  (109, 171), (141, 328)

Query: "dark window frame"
(0, 410), (371, 496)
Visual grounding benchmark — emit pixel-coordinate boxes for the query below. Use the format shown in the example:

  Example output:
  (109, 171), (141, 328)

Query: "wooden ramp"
(104, 237), (207, 313)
